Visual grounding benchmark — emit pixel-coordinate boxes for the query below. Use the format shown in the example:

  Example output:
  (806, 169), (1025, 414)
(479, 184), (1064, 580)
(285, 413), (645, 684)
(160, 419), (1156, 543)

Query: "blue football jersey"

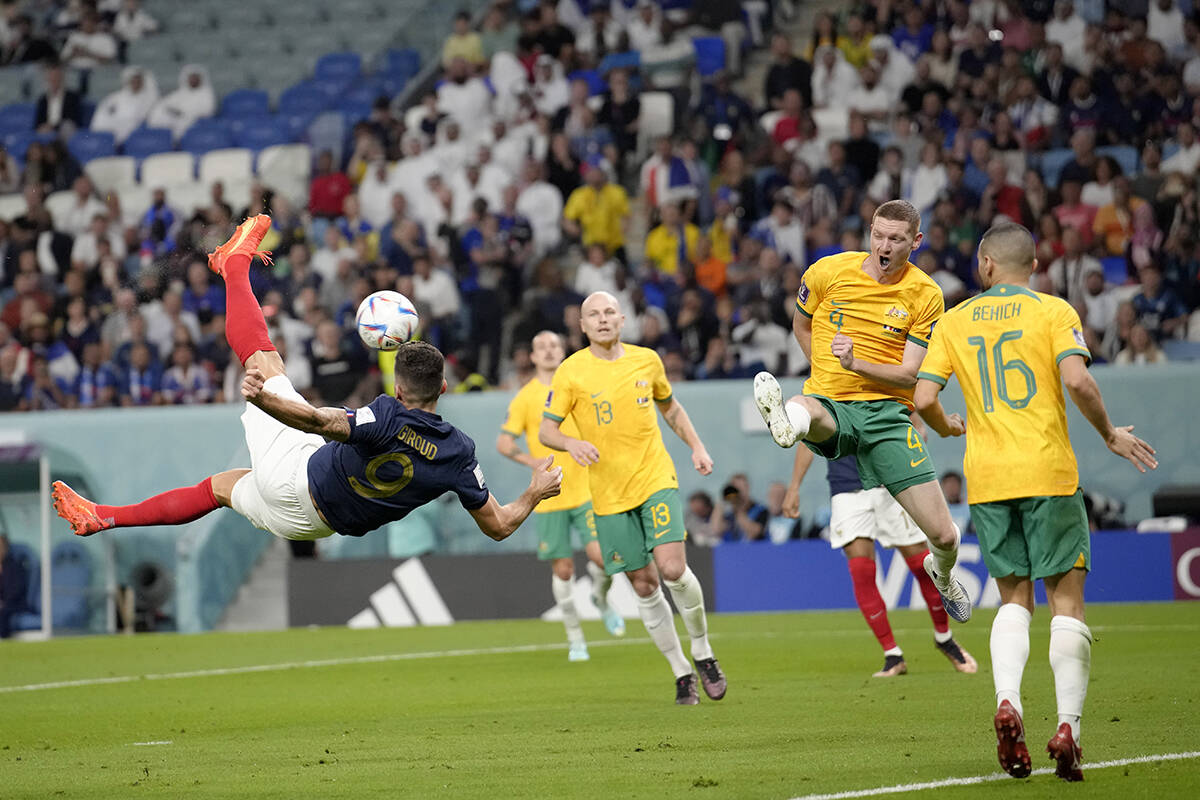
(307, 395), (490, 537)
(826, 454), (863, 497)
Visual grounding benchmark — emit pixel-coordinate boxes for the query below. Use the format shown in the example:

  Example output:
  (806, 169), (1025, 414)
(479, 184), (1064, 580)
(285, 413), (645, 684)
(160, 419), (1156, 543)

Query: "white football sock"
(883, 646), (903, 658)
(990, 602), (1032, 716)
(587, 560), (612, 610)
(785, 401), (811, 440)
(928, 523), (960, 578)
(664, 566), (714, 661)
(1049, 615), (1092, 744)
(636, 586), (692, 678)
(552, 575), (583, 644)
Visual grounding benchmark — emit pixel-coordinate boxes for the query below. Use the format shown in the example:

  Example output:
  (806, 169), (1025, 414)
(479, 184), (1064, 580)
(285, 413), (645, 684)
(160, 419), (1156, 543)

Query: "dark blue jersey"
(826, 454), (863, 497)
(307, 395), (490, 537)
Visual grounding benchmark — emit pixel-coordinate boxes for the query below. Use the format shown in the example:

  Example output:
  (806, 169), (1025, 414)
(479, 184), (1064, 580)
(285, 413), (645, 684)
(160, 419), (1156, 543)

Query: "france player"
(52, 215), (562, 546)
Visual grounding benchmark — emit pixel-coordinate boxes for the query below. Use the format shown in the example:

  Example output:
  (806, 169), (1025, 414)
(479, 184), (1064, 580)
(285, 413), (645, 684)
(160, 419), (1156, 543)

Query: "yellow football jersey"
(544, 344), (678, 515)
(797, 251), (944, 406)
(501, 377), (591, 513)
(918, 284), (1092, 504)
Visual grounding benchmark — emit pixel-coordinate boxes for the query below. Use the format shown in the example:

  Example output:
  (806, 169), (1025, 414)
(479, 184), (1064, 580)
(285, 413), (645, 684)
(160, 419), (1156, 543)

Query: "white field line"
(2, 622), (1195, 696)
(788, 751), (1200, 800)
(129, 741), (173, 747)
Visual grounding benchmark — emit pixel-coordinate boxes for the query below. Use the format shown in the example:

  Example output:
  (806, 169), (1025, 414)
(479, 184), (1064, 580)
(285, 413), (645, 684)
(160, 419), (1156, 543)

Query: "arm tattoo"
(662, 404), (689, 442)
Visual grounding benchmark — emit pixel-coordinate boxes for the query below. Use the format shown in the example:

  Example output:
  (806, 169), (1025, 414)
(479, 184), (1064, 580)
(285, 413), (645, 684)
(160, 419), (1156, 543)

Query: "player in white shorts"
(784, 450), (977, 677)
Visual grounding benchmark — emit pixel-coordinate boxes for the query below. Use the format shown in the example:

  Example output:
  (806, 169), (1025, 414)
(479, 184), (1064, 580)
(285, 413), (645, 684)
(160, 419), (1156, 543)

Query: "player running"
(52, 215), (562, 548)
(539, 291), (725, 705)
(784, 450), (976, 677)
(914, 222), (1156, 782)
(752, 199), (972, 622)
(498, 331), (626, 662)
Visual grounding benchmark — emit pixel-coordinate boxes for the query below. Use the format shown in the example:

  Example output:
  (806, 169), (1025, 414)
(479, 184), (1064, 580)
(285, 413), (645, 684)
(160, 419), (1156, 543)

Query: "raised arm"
(655, 396), (714, 475)
(1059, 355), (1157, 473)
(496, 431), (541, 469)
(242, 367), (350, 442)
(539, 416), (600, 466)
(832, 337), (928, 389)
(913, 378), (965, 438)
(468, 456), (563, 541)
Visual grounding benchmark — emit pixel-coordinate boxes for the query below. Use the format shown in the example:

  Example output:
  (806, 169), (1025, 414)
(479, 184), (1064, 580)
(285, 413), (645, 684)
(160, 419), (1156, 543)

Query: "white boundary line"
(788, 751), (1200, 800)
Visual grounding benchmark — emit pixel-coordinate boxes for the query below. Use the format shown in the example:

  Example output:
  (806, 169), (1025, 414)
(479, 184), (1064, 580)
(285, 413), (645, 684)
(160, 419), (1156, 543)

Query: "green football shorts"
(534, 502), (597, 560)
(969, 490), (1090, 580)
(593, 488), (687, 575)
(803, 396), (938, 495)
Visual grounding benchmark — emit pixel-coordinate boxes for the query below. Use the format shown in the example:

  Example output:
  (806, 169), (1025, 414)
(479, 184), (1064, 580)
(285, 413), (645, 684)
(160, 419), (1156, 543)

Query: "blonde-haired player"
(753, 199), (972, 622)
(498, 331), (625, 663)
(914, 222), (1157, 782)
(540, 292), (725, 705)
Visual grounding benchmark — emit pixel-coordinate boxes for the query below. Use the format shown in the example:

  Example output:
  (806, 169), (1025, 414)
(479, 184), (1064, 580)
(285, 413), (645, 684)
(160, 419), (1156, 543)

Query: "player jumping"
(52, 215), (562, 548)
(753, 199), (972, 622)
(539, 291), (725, 705)
(784, 449), (977, 677)
(498, 331), (626, 662)
(914, 222), (1156, 782)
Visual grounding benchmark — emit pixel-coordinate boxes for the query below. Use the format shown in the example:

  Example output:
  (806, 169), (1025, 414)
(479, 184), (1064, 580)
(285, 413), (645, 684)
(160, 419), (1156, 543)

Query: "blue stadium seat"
(122, 127), (174, 160)
(342, 81), (389, 108)
(1101, 255), (1129, 285)
(234, 116), (290, 151)
(2, 130), (36, 164)
(339, 101), (372, 126)
(1097, 144), (1139, 177)
(315, 51), (362, 83)
(80, 99), (96, 128)
(373, 71), (409, 97)
(383, 48), (421, 79)
(279, 84), (331, 116)
(50, 540), (92, 629)
(67, 130), (116, 164)
(0, 102), (35, 134)
(312, 78), (353, 101)
(692, 36), (727, 78)
(8, 543), (42, 631)
(279, 111), (318, 140)
(567, 69), (606, 96)
(597, 50), (639, 75)
(220, 88), (270, 118)
(179, 124), (234, 156)
(304, 111), (347, 167)
(1038, 147), (1074, 188)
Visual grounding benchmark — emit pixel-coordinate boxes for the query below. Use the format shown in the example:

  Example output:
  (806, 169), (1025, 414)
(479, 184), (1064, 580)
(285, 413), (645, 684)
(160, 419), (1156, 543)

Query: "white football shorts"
(828, 486), (927, 551)
(230, 375), (336, 541)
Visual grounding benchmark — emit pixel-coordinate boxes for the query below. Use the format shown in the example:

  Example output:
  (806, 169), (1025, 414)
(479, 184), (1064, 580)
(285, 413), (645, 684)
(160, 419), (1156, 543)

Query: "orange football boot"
(52, 480), (112, 537)
(207, 214), (274, 277)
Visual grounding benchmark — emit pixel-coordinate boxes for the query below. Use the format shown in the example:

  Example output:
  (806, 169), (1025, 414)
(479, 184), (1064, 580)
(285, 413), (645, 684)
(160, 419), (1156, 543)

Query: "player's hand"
(692, 446), (713, 476)
(831, 333), (855, 370)
(1105, 425), (1158, 473)
(782, 486), (800, 519)
(566, 438), (600, 467)
(241, 368), (266, 402)
(530, 456), (563, 500)
(945, 413), (966, 437)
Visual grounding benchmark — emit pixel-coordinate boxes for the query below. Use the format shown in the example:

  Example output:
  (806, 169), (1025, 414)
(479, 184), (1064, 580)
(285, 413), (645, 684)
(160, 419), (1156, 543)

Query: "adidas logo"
(347, 559), (453, 628)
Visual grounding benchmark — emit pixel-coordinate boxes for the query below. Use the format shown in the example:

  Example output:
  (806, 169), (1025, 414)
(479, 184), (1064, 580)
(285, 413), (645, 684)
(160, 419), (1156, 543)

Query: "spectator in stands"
(1048, 226), (1103, 307)
(112, 0), (158, 48)
(160, 341), (212, 404)
(1115, 323), (1168, 365)
(535, 1), (575, 63)
(1132, 263), (1188, 342)
(644, 201), (699, 277)
(69, 211), (123, 270)
(847, 64), (892, 125)
(810, 43), (859, 110)
(439, 56), (493, 124)
(308, 318), (369, 406)
(442, 9), (485, 69)
(626, 0), (661, 52)
(306, 150), (352, 221)
(479, 3), (518, 62)
(1080, 262), (1118, 354)
(816, 140), (861, 221)
(1060, 128), (1098, 186)
(957, 23), (1000, 81)
(90, 65), (158, 145)
(115, 339), (160, 407)
(917, 249), (967, 307)
(69, 340), (116, 408)
(640, 19), (695, 120)
(1, 13), (55, 65)
(685, 491), (720, 547)
(562, 157), (629, 261)
(906, 141), (947, 217)
(146, 64), (214, 141)
(750, 195), (804, 268)
(34, 61), (84, 135)
(60, 9), (116, 81)
(765, 31), (813, 110)
(1162, 121), (1200, 176)
(718, 474), (768, 542)
(0, 533), (30, 637)
(939, 470), (972, 535)
(1053, 178), (1097, 247)
(1093, 176), (1144, 256)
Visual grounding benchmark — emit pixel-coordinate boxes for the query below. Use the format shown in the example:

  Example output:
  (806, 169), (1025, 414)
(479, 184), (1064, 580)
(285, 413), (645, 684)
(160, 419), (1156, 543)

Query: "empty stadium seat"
(2, 131), (36, 164)
(1039, 147), (1075, 188)
(278, 84), (330, 116)
(1102, 255), (1130, 285)
(220, 88), (271, 118)
(180, 124), (234, 156)
(312, 78), (353, 101)
(257, 142), (311, 180)
(67, 131), (116, 164)
(0, 191), (28, 220)
(1097, 144), (1139, 177)
(304, 111), (347, 167)
(0, 102), (35, 134)
(342, 81), (389, 108)
(50, 540), (92, 629)
(117, 184), (153, 226)
(234, 117), (290, 151)
(339, 101), (372, 126)
(315, 51), (362, 83)
(163, 181), (211, 216)
(692, 37), (726, 77)
(637, 92), (674, 154)
(279, 111), (318, 140)
(84, 155), (136, 194)
(383, 48), (421, 79)
(122, 127), (174, 160)
(567, 69), (606, 96)
(141, 151), (196, 186)
(198, 147), (253, 185)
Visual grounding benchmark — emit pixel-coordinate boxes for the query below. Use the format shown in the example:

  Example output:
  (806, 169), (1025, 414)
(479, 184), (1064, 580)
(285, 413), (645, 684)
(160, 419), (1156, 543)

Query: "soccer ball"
(355, 290), (419, 351)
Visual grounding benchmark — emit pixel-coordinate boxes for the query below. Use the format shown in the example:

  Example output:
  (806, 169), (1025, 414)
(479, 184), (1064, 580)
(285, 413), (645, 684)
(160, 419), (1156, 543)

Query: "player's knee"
(551, 559), (574, 580)
(657, 558), (685, 583)
(629, 572), (659, 597)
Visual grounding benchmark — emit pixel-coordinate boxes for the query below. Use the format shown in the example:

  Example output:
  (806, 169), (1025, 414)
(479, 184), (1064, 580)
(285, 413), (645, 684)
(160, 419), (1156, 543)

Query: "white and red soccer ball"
(355, 290), (419, 351)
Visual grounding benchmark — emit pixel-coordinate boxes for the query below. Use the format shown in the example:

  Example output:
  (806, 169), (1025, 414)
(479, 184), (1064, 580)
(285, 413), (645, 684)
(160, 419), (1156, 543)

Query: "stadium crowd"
(3, 0), (1200, 415)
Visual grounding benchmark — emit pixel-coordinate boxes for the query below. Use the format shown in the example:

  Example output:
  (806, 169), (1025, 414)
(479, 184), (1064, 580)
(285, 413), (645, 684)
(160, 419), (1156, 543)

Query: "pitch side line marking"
(788, 751), (1200, 800)
(130, 741), (173, 747)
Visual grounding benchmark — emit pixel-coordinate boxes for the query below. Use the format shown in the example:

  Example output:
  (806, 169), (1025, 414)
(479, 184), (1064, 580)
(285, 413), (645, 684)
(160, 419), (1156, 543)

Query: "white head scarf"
(90, 66), (160, 144)
(146, 64), (216, 141)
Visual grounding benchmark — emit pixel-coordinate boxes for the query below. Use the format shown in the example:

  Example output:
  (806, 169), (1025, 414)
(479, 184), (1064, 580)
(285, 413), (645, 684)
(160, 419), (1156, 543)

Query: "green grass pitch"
(1, 603), (1197, 799)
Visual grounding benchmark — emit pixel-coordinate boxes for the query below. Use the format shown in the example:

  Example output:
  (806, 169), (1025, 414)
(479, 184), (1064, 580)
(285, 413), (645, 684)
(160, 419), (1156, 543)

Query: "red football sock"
(96, 477), (220, 528)
(222, 252), (275, 365)
(905, 549), (950, 634)
(847, 556), (897, 651)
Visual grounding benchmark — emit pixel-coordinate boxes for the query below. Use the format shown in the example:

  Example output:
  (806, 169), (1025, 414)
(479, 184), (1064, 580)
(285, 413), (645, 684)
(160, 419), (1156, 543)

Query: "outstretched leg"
(209, 214), (285, 380)
(752, 371), (837, 448)
(52, 469), (249, 536)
